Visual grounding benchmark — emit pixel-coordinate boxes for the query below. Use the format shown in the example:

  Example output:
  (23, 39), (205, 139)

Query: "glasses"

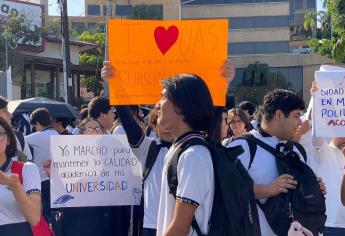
(83, 126), (103, 134)
(0, 131), (6, 141)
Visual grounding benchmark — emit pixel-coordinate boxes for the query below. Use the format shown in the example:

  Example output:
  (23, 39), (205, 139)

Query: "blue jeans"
(324, 227), (345, 236)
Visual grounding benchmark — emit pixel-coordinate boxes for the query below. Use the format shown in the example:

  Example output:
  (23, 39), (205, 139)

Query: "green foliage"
(309, 38), (335, 58)
(333, 37), (345, 63)
(128, 4), (163, 20)
(304, 11), (317, 38)
(77, 32), (105, 96)
(0, 14), (42, 73)
(80, 75), (103, 97)
(310, 0), (345, 63)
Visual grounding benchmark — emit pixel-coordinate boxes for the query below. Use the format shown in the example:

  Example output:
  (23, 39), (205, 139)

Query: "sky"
(48, 0), (325, 16)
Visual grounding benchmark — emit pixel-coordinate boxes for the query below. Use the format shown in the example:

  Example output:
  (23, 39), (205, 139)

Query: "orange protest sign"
(108, 19), (228, 106)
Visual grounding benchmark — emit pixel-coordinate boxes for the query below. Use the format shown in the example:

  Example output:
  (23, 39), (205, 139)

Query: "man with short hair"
(0, 96), (32, 160)
(25, 108), (59, 223)
(88, 96), (115, 132)
(52, 117), (71, 135)
(155, 74), (215, 236)
(227, 89), (317, 235)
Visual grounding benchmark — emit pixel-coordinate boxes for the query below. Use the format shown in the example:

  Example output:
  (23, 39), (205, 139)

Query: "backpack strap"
(287, 140), (307, 163)
(167, 137), (208, 236)
(142, 140), (161, 181)
(13, 129), (25, 151)
(11, 161), (24, 185)
(232, 133), (258, 169)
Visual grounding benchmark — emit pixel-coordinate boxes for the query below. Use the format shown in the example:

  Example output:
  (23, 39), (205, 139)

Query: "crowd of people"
(0, 60), (344, 236)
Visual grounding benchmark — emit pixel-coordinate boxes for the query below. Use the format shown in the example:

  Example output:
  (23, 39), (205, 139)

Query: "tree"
(0, 14), (42, 73)
(78, 32), (106, 96)
(128, 4), (163, 20)
(242, 61), (269, 87)
(304, 11), (317, 38)
(310, 0), (345, 63)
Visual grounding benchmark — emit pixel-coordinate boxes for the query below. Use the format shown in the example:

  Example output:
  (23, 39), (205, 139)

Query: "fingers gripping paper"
(108, 19), (228, 106)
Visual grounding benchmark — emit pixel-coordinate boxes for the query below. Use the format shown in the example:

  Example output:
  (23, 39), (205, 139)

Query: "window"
(229, 41), (290, 55)
(229, 66), (303, 105)
(88, 4), (100, 16)
(295, 0), (303, 9)
(307, 0), (316, 8)
(103, 5), (112, 16)
(87, 23), (97, 32)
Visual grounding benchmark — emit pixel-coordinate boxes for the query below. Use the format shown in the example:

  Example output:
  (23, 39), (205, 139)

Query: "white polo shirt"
(227, 129), (307, 236)
(0, 161), (41, 225)
(25, 128), (60, 181)
(157, 134), (214, 236)
(305, 137), (345, 228)
(131, 136), (170, 229)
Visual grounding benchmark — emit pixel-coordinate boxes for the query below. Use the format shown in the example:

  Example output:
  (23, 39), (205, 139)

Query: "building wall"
(19, 42), (82, 65)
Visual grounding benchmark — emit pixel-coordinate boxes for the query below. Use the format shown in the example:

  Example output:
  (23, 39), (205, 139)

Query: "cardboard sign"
(50, 135), (141, 208)
(313, 70), (345, 137)
(108, 19), (228, 106)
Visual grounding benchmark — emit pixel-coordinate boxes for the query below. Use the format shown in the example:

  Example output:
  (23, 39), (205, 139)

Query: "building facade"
(163, 0), (331, 106)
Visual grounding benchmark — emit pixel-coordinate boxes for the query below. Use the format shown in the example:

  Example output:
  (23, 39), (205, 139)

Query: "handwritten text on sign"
(50, 135), (141, 208)
(108, 19), (228, 106)
(314, 71), (345, 137)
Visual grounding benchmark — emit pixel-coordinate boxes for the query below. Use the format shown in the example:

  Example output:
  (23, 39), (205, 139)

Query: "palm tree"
(333, 36), (345, 63)
(304, 11), (317, 38)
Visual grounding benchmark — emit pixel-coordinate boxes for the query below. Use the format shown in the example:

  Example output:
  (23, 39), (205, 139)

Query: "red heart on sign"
(154, 25), (179, 55)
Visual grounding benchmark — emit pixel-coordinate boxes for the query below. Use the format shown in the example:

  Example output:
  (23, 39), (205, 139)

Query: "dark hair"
(53, 117), (70, 128)
(88, 97), (111, 119)
(0, 117), (17, 159)
(206, 107), (225, 143)
(80, 108), (89, 120)
(0, 96), (8, 109)
(227, 108), (252, 136)
(238, 101), (256, 116)
(261, 89), (305, 122)
(30, 108), (52, 127)
(162, 74), (214, 132)
(79, 118), (104, 134)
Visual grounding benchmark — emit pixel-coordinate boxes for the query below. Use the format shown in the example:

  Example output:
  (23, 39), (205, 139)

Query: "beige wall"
(181, 2), (290, 19)
(163, 0), (179, 20)
(229, 28), (290, 43)
(19, 42), (82, 65)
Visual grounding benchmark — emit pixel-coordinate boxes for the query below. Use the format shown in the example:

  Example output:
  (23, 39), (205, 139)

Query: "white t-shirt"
(157, 135), (214, 236)
(112, 125), (126, 135)
(131, 136), (169, 229)
(305, 138), (345, 228)
(227, 129), (307, 236)
(0, 161), (41, 225)
(25, 128), (60, 181)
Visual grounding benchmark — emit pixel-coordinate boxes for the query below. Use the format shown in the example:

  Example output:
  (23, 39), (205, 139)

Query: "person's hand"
(294, 120), (311, 142)
(270, 174), (298, 196)
(43, 159), (52, 177)
(288, 221), (313, 236)
(101, 61), (115, 83)
(0, 171), (20, 188)
(221, 58), (235, 89)
(310, 81), (318, 93)
(317, 177), (327, 195)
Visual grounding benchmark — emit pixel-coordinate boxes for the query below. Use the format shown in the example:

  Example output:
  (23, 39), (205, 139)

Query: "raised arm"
(101, 61), (144, 146)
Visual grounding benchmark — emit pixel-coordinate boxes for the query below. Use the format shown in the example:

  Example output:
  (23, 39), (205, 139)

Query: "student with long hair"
(0, 117), (41, 236)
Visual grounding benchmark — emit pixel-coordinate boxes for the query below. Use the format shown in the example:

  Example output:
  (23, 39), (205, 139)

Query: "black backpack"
(167, 137), (261, 236)
(235, 133), (326, 236)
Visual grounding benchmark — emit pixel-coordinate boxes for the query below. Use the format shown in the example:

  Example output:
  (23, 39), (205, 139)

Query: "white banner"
(313, 70), (345, 137)
(50, 135), (142, 208)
